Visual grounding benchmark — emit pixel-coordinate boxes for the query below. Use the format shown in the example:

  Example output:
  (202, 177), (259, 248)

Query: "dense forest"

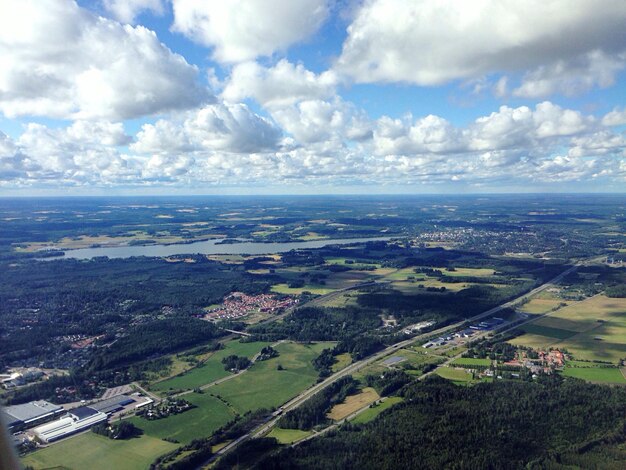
(239, 377), (626, 469)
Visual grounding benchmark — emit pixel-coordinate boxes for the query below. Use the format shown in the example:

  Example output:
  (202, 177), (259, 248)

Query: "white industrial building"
(34, 406), (107, 443)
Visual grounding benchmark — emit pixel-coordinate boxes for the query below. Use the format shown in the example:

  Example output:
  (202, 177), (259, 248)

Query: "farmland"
(351, 397), (404, 424)
(151, 340), (271, 392)
(128, 392), (235, 444)
(435, 367), (475, 383)
(562, 366), (626, 384)
(267, 427), (313, 444)
(209, 341), (334, 413)
(510, 296), (626, 364)
(327, 387), (380, 421)
(22, 432), (178, 470)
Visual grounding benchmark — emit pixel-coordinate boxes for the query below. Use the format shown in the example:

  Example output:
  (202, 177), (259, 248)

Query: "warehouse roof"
(2, 401), (63, 424)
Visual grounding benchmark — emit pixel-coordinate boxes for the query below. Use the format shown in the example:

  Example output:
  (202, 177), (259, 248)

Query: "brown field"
(327, 387), (380, 421)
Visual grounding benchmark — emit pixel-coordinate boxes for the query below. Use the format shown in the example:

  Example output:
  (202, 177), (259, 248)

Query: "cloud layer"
(0, 0), (625, 193)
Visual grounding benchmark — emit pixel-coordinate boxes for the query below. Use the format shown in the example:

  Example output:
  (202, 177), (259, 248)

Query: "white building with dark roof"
(33, 406), (107, 443)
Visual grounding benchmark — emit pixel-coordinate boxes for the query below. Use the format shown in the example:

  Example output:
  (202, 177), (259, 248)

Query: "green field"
(128, 392), (236, 444)
(22, 432), (177, 470)
(451, 357), (492, 367)
(210, 341), (333, 413)
(351, 397), (404, 424)
(151, 340), (270, 392)
(435, 367), (475, 383)
(267, 427), (312, 444)
(562, 366), (626, 384)
(519, 324), (578, 340)
(270, 283), (335, 295)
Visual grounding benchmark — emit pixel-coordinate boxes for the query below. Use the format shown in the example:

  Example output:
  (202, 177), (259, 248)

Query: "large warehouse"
(33, 406), (107, 443)
(1, 400), (64, 432)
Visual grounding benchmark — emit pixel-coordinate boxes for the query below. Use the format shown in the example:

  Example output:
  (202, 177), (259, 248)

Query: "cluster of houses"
(504, 349), (566, 375)
(204, 292), (298, 321)
(0, 368), (44, 389)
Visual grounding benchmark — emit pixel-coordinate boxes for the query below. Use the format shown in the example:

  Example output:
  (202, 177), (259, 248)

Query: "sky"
(0, 0), (625, 196)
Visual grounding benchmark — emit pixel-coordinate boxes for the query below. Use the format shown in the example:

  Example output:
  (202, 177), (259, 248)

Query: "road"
(202, 263), (579, 466)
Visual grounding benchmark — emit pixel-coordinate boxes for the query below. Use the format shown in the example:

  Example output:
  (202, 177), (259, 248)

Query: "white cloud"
(513, 50), (626, 98)
(221, 60), (338, 108)
(102, 0), (165, 24)
(171, 0), (330, 63)
(336, 0), (626, 86)
(602, 108), (626, 127)
(270, 98), (372, 144)
(0, 0), (207, 120)
(3, 101), (624, 190)
(132, 103), (282, 154)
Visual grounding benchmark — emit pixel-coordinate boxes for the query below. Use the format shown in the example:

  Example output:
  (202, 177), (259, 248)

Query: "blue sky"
(0, 0), (625, 195)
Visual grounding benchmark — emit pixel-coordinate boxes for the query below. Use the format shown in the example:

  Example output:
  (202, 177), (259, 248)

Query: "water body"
(51, 236), (393, 260)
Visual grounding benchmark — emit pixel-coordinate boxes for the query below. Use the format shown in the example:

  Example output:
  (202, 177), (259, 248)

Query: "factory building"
(1, 400), (64, 432)
(33, 406), (107, 443)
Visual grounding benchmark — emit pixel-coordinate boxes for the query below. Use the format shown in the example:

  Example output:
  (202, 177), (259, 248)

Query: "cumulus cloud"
(336, 0), (626, 86)
(513, 51), (626, 98)
(171, 0), (330, 63)
(0, 0), (208, 120)
(602, 108), (626, 127)
(221, 60), (338, 108)
(132, 103), (282, 154)
(102, 0), (165, 24)
(270, 98), (372, 144)
(3, 101), (625, 190)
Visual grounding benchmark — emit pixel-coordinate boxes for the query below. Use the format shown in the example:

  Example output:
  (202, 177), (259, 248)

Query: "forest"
(251, 376), (626, 469)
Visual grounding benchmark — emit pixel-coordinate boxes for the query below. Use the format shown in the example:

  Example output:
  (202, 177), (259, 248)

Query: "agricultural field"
(518, 290), (568, 314)
(151, 340), (271, 392)
(270, 283), (335, 295)
(510, 296), (626, 363)
(562, 366), (626, 384)
(351, 397), (404, 425)
(22, 432), (177, 470)
(128, 392), (235, 444)
(327, 387), (380, 421)
(267, 427), (313, 444)
(331, 352), (353, 372)
(434, 366), (475, 383)
(450, 357), (492, 367)
(210, 342), (334, 414)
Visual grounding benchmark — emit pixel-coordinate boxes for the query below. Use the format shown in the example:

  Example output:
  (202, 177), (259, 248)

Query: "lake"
(50, 237), (393, 260)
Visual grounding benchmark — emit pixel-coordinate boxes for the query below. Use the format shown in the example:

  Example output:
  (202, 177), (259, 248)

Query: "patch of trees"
(279, 376), (359, 430)
(257, 346), (279, 361)
(92, 421), (141, 440)
(87, 318), (224, 371)
(605, 284), (626, 298)
(312, 348), (337, 378)
(364, 370), (411, 396)
(257, 376), (626, 469)
(222, 355), (251, 371)
(249, 306), (381, 343)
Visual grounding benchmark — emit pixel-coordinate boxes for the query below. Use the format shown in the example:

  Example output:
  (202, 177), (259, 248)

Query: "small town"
(203, 292), (298, 321)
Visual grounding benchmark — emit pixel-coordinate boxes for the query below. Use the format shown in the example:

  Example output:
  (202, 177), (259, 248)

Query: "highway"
(202, 262), (579, 466)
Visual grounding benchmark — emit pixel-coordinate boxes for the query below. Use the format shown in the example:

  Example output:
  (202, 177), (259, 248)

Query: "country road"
(201, 262), (579, 466)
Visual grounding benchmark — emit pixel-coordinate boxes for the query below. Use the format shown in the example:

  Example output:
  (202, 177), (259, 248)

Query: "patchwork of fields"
(510, 296), (626, 364)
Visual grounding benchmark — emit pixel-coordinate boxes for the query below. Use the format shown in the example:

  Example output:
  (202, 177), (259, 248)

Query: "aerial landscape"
(1, 1), (626, 470)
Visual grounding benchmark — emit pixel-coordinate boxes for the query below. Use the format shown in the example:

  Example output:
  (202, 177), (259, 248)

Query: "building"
(1, 400), (64, 432)
(90, 394), (135, 415)
(33, 406), (107, 443)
